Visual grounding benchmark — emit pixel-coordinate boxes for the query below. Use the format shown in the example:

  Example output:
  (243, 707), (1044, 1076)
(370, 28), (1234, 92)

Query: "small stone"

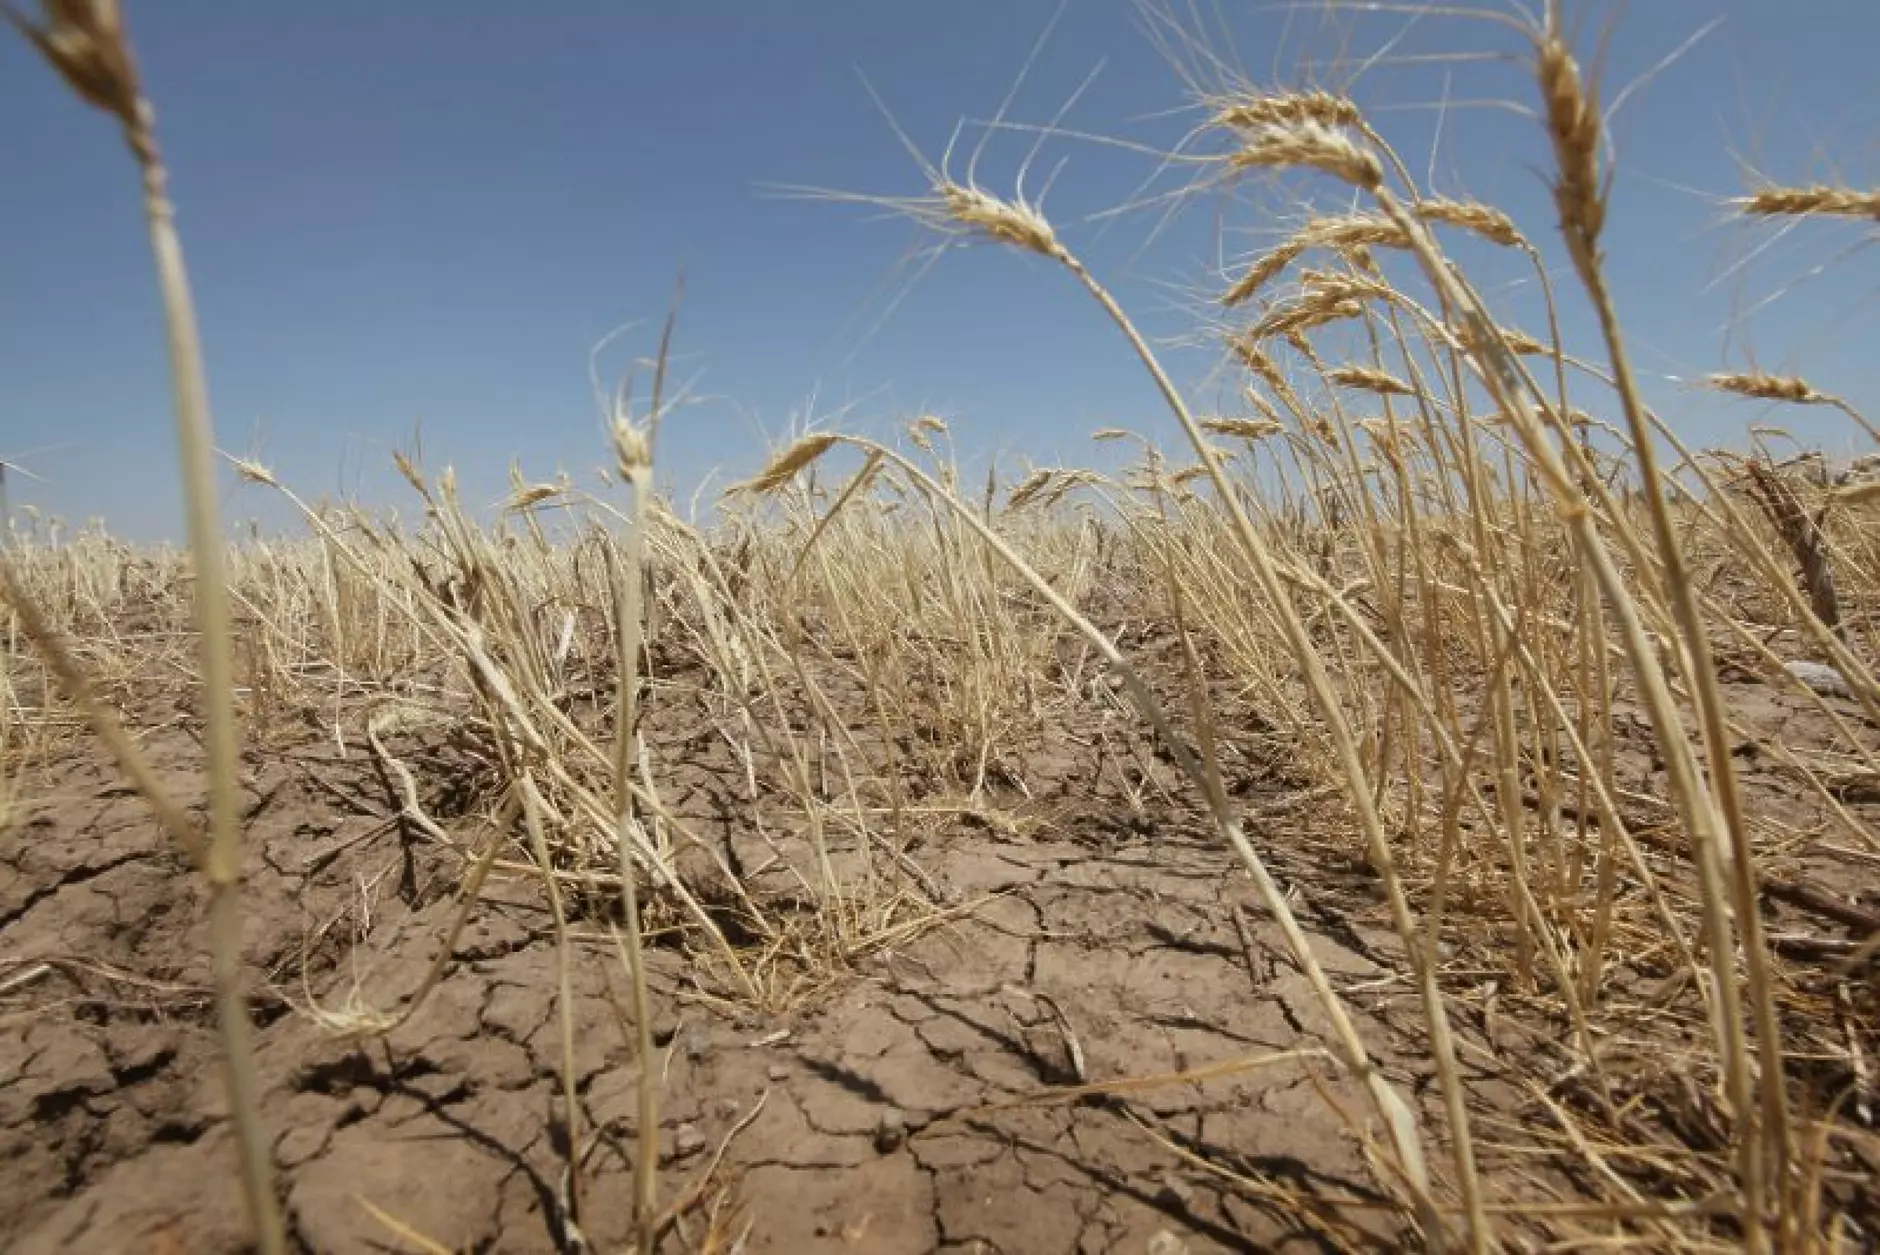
(1785, 659), (1851, 698)
(766, 1063), (790, 1082)
(1146, 1232), (1192, 1255)
(873, 1106), (907, 1153)
(683, 1027), (711, 1064)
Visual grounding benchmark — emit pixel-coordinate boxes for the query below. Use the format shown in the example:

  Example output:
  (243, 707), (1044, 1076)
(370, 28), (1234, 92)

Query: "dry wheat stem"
(610, 394), (663, 1254)
(3, 2), (285, 1246)
(1555, 158), (1792, 1255)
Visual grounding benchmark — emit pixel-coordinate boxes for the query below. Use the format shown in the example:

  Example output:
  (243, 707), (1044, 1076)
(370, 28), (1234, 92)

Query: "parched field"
(4, 3), (1880, 1251)
(3, 488), (1877, 1252)
(3, 588), (1433, 1253)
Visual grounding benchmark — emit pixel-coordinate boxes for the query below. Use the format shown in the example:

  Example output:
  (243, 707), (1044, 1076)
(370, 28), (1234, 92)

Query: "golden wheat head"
(1736, 185), (1880, 221)
(4, 0), (139, 120)
(1536, 29), (1604, 243)
(1414, 197), (1526, 249)
(1325, 366), (1415, 398)
(1706, 372), (1822, 405)
(1227, 120), (1383, 191)
(1199, 416), (1284, 441)
(940, 183), (1058, 258)
(732, 432), (842, 497)
(1212, 90), (1361, 132)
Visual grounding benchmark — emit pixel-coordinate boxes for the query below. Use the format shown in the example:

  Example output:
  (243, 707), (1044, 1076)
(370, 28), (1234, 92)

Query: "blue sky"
(2, 1), (1876, 542)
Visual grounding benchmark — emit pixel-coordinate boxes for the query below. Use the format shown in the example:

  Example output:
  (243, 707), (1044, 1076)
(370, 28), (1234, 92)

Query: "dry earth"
(3, 613), (1877, 1253)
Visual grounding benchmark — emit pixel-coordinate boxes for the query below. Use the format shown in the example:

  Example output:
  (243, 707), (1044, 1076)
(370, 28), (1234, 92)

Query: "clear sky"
(3, 1), (1876, 542)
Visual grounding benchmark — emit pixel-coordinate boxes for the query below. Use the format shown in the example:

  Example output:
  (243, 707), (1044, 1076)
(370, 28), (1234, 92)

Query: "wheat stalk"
(2, 4), (283, 1249)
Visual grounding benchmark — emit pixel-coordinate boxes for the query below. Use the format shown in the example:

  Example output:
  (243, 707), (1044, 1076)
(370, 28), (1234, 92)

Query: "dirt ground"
(3, 622), (1877, 1253)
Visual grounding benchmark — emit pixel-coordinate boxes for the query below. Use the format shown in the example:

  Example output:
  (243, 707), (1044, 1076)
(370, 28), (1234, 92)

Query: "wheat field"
(2, 2), (1877, 1252)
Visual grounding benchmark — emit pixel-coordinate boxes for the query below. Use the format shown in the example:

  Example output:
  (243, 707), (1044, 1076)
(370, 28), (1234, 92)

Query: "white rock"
(1784, 660), (1852, 698)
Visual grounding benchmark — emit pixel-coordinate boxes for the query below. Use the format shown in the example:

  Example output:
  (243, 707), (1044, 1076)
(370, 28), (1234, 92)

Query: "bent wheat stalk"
(2, 1), (283, 1249)
(1532, 16), (1788, 1242)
